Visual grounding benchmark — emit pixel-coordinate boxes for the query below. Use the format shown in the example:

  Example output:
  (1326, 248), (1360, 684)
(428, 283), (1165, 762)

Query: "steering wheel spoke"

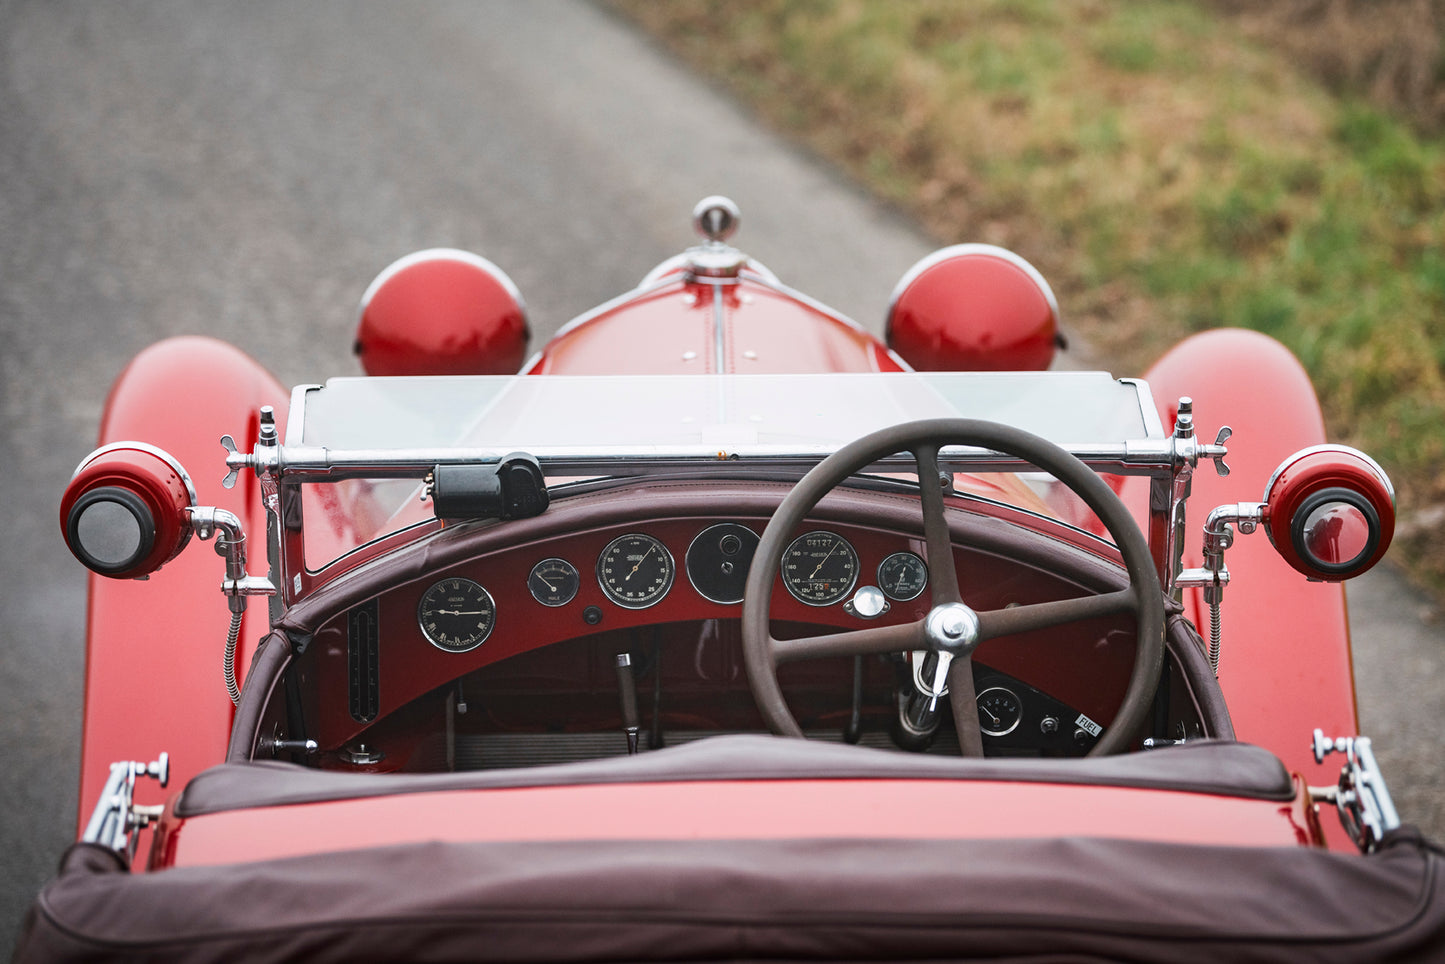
(772, 619), (925, 666)
(975, 589), (1136, 642)
(913, 445), (962, 606)
(743, 417), (1164, 756)
(946, 655), (985, 757)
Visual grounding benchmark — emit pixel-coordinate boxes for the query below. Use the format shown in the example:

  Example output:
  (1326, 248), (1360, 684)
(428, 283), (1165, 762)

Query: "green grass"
(614, 0), (1445, 592)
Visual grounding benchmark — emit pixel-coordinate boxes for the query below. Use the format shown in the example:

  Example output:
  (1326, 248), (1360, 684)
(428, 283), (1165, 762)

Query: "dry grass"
(612, 0), (1445, 594)
(1209, 0), (1445, 134)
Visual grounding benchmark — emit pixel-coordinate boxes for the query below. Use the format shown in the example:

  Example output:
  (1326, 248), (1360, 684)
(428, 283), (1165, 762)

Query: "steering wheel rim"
(741, 418), (1165, 757)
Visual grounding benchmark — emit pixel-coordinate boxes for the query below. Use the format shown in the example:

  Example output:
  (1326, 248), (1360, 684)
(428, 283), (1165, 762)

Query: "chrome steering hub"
(924, 602), (980, 655)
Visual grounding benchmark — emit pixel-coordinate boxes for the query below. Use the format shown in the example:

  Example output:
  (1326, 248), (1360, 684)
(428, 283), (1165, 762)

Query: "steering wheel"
(741, 418), (1164, 757)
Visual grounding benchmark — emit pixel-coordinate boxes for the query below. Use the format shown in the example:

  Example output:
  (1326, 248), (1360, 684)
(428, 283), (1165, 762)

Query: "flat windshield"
(296, 372), (1157, 455)
(291, 372), (1163, 571)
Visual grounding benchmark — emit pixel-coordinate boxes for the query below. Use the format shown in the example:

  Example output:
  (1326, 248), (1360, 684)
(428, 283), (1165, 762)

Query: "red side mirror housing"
(885, 244), (1059, 372)
(355, 249), (530, 376)
(1263, 445), (1394, 581)
(59, 443), (196, 579)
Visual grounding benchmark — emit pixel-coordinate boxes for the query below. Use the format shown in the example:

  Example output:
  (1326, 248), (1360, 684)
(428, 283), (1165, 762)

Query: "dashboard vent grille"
(347, 599), (379, 724)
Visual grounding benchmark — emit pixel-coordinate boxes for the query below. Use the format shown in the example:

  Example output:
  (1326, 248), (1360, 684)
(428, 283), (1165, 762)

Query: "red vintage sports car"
(16, 198), (1443, 961)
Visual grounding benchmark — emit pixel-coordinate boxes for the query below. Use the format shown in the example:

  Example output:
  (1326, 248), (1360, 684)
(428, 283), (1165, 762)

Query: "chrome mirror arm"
(1175, 502), (1264, 675)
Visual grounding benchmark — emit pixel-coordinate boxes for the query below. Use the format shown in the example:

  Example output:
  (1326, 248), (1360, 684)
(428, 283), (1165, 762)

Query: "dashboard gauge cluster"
(973, 671), (1100, 756)
(417, 578), (496, 653)
(597, 533), (675, 609)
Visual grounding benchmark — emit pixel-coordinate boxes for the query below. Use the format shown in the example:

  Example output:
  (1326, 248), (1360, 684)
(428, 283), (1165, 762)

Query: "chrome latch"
(1310, 729), (1401, 852)
(81, 753), (170, 860)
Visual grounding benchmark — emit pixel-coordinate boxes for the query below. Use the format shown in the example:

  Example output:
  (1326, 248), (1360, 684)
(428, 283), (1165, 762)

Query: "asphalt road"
(2, 0), (1441, 950)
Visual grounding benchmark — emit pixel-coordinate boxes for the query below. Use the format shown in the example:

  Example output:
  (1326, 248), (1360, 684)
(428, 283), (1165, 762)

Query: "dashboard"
(279, 482), (1141, 771)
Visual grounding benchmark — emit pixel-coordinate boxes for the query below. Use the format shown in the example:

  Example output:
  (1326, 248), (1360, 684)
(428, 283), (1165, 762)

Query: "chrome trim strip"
(266, 442), (1183, 482)
(359, 248), (527, 317)
(741, 270), (912, 372)
(285, 385), (321, 446)
(546, 275), (684, 343)
(1264, 443), (1396, 507)
(712, 284), (727, 373)
(1118, 378), (1166, 439)
(75, 441), (199, 507)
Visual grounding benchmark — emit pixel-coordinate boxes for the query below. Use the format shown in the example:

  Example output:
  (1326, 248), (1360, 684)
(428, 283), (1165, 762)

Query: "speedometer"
(597, 533), (675, 609)
(781, 530), (858, 606)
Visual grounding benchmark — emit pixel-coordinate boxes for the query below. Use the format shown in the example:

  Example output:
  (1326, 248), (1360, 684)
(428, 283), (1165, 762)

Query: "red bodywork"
(70, 237), (1369, 877)
(76, 338), (286, 835)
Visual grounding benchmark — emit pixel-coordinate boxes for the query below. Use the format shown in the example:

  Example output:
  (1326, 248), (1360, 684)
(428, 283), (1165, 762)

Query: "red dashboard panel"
(298, 510), (1136, 757)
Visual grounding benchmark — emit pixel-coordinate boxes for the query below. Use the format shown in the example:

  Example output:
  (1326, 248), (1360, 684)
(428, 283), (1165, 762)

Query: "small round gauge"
(686, 523), (759, 604)
(598, 533), (675, 609)
(878, 551), (928, 601)
(976, 686), (1024, 737)
(528, 557), (580, 607)
(417, 577), (496, 653)
(782, 530), (859, 606)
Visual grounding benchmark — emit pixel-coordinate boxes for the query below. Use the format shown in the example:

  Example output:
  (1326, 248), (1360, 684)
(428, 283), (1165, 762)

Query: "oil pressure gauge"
(529, 557), (580, 607)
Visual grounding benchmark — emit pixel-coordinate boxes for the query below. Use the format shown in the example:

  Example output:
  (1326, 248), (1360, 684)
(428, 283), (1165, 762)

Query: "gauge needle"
(534, 573), (557, 590)
(437, 609), (489, 616)
(981, 704), (1001, 727)
(626, 544), (656, 581)
(809, 540), (840, 578)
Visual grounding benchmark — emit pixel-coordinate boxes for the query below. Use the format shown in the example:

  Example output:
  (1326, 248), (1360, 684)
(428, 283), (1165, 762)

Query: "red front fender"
(1128, 328), (1356, 847)
(77, 337), (286, 838)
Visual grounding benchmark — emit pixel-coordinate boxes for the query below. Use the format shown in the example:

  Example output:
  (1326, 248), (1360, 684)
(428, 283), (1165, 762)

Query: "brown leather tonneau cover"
(15, 830), (1445, 962)
(178, 735), (1293, 818)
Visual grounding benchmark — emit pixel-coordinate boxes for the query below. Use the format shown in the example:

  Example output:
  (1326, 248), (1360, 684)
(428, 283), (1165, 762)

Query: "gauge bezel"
(597, 533), (675, 609)
(781, 530), (860, 607)
(976, 685), (1023, 737)
(877, 550), (928, 602)
(528, 557), (580, 607)
(417, 577), (496, 654)
(685, 523), (759, 604)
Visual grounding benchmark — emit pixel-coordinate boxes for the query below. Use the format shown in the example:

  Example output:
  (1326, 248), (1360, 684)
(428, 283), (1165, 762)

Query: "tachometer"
(598, 533), (675, 609)
(417, 578), (496, 653)
(782, 530), (858, 606)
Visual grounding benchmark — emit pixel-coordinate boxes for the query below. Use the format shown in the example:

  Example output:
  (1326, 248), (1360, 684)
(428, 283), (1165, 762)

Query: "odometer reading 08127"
(782, 530), (859, 606)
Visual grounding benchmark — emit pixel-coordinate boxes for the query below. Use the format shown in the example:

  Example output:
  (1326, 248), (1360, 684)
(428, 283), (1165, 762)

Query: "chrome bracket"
(1174, 502), (1262, 674)
(186, 506), (276, 611)
(1155, 398), (1232, 600)
(1310, 729), (1401, 852)
(82, 753), (170, 860)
